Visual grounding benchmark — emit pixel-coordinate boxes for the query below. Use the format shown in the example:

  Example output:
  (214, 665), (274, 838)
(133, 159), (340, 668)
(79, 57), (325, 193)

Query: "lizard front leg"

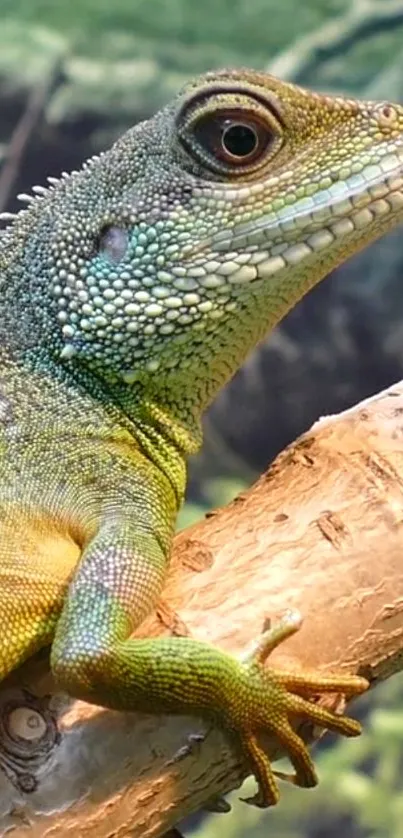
(52, 525), (366, 806)
(51, 457), (367, 807)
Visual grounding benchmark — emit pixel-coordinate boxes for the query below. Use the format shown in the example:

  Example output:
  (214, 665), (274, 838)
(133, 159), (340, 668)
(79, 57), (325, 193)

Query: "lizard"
(0, 67), (402, 809)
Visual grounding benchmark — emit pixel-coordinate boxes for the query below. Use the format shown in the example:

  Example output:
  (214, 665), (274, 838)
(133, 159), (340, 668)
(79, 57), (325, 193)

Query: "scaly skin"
(0, 68), (403, 806)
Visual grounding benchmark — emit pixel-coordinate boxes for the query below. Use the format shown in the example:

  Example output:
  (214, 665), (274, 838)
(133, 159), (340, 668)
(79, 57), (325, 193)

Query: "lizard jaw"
(198, 150), (403, 289)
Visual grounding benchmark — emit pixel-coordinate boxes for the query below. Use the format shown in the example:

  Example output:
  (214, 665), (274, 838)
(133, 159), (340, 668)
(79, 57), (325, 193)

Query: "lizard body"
(0, 68), (403, 806)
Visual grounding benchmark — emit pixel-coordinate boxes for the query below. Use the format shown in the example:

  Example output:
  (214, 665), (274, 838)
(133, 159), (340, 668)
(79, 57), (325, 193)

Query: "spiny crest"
(0, 153), (103, 233)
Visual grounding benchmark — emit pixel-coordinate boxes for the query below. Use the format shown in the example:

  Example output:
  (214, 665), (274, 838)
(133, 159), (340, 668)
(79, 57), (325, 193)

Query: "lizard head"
(2, 68), (403, 407)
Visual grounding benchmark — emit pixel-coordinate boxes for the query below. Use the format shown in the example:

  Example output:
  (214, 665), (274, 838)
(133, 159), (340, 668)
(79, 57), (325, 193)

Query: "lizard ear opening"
(97, 225), (129, 265)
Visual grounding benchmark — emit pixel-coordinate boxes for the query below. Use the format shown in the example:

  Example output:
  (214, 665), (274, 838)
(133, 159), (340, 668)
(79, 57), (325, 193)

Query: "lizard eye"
(177, 87), (283, 177)
(194, 112), (269, 165)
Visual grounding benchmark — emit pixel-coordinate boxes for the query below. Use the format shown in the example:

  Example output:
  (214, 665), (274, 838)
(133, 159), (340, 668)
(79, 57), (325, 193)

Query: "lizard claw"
(227, 612), (368, 807)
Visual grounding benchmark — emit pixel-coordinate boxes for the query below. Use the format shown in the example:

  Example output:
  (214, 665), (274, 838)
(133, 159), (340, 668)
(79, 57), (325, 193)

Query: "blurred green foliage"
(2, 0), (328, 127)
(1, 0), (403, 134)
(1, 1), (403, 836)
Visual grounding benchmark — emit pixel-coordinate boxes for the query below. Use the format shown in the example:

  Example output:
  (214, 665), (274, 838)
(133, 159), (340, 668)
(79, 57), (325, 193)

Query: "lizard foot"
(226, 610), (368, 807)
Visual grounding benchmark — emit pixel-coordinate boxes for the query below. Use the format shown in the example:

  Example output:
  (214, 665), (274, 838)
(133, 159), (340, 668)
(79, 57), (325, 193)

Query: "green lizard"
(0, 68), (402, 808)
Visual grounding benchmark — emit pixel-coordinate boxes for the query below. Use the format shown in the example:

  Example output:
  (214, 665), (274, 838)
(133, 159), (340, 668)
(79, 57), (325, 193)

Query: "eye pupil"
(222, 123), (258, 158)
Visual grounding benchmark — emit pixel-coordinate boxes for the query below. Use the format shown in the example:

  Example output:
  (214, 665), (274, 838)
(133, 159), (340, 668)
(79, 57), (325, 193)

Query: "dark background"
(1, 1), (403, 835)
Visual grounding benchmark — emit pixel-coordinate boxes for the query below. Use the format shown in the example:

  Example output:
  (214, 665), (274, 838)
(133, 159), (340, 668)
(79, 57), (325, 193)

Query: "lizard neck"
(67, 359), (205, 460)
(52, 357), (202, 504)
(0, 245), (201, 466)
(0, 333), (196, 511)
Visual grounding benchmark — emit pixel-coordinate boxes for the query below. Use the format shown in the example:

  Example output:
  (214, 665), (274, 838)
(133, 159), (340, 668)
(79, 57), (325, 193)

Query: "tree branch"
(2, 381), (403, 836)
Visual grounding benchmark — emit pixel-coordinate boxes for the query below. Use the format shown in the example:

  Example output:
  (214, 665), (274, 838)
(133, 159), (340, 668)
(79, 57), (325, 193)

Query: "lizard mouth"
(200, 148), (403, 284)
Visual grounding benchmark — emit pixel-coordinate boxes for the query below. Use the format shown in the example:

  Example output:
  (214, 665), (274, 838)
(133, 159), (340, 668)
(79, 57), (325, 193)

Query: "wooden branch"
(2, 381), (403, 836)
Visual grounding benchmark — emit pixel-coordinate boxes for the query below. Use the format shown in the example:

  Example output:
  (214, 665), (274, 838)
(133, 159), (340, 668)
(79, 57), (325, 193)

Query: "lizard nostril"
(373, 102), (399, 128)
